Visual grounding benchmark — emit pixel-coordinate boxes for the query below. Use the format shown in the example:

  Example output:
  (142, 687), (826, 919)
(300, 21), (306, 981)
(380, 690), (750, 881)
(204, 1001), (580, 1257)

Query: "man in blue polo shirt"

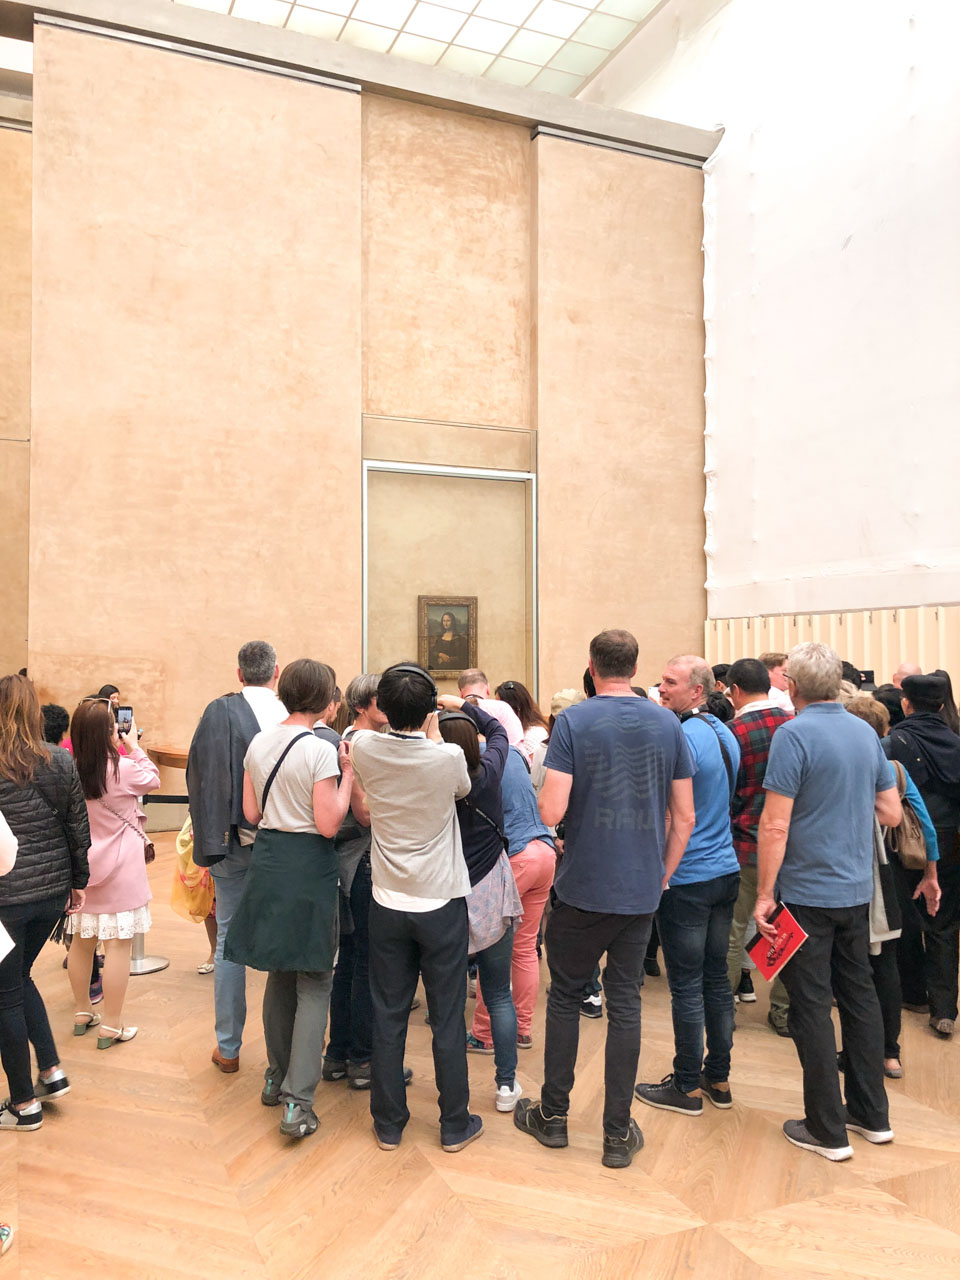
(634, 656), (741, 1118)
(755, 642), (901, 1162)
(513, 629), (695, 1169)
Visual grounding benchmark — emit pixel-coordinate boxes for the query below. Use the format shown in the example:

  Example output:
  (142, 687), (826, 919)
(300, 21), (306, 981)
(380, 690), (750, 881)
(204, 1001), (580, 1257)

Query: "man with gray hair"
(188, 640), (285, 1073)
(635, 656), (741, 1118)
(755, 642), (902, 1161)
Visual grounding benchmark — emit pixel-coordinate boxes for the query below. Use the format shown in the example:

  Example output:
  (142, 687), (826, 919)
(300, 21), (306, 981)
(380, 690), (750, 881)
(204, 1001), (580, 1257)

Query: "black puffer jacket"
(0, 747), (91, 906)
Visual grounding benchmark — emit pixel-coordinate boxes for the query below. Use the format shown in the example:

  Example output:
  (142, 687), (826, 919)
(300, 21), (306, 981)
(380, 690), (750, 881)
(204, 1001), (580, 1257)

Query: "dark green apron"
(224, 828), (339, 972)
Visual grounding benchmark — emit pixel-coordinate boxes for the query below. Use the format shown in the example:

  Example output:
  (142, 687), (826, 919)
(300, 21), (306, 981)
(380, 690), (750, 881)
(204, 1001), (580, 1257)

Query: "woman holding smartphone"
(0, 675), (90, 1131)
(67, 697), (160, 1048)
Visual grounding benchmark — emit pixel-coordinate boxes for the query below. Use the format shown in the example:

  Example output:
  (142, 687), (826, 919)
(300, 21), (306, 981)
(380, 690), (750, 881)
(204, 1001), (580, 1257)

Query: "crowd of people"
(0, 633), (957, 1178)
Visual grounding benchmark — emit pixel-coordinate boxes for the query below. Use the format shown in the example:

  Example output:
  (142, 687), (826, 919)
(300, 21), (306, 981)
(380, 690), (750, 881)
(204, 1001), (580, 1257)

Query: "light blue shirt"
(670, 714), (741, 887)
(764, 702), (893, 908)
(500, 746), (554, 857)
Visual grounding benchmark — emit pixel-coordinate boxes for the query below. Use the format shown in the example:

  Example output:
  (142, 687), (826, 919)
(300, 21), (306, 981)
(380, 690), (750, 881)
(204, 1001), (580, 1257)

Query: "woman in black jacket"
(438, 698), (522, 1112)
(0, 675), (90, 1131)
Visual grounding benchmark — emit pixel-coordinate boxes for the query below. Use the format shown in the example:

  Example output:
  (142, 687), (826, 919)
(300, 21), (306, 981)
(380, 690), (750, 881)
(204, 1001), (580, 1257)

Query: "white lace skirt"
(66, 904), (152, 940)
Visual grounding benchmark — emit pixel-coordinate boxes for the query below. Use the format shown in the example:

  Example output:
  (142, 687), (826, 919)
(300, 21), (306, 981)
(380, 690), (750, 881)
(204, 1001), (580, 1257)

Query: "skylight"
(171, 0), (661, 96)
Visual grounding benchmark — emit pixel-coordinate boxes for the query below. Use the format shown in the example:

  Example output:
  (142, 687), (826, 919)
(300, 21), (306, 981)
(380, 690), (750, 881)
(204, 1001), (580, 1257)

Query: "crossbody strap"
(31, 780), (72, 848)
(461, 796), (506, 847)
(696, 714), (736, 802)
(97, 799), (151, 847)
(259, 731), (313, 816)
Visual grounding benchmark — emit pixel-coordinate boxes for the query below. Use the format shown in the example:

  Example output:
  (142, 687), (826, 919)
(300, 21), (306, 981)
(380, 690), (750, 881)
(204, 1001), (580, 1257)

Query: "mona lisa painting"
(418, 596), (478, 678)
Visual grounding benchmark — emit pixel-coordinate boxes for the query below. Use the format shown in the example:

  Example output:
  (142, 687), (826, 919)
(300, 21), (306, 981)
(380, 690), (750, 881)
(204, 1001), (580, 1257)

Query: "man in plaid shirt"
(725, 658), (793, 1034)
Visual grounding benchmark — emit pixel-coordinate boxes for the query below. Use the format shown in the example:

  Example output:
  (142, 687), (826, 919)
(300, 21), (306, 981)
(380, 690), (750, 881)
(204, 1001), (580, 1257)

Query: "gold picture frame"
(418, 596), (478, 679)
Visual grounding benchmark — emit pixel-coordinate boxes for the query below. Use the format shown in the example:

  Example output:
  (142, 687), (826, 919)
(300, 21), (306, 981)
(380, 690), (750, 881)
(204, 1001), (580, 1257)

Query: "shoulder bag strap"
(461, 796), (506, 847)
(30, 779), (72, 848)
(259, 731), (313, 816)
(697, 714), (736, 802)
(97, 798), (151, 848)
(890, 758), (908, 799)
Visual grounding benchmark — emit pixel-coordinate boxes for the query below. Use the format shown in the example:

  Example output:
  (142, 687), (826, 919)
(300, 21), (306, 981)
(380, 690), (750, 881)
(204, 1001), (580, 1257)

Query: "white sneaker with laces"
(496, 1080), (523, 1112)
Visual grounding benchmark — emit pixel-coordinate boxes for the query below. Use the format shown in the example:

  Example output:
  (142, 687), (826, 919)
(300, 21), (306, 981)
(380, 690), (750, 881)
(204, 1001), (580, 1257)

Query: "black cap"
(902, 674), (948, 712)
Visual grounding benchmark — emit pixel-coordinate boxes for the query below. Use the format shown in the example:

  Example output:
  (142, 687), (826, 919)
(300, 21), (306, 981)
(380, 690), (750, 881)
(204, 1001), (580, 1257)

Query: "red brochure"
(747, 904), (808, 981)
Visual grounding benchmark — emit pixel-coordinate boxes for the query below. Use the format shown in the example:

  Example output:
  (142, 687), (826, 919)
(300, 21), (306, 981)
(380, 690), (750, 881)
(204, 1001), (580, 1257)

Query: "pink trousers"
(472, 838), (556, 1041)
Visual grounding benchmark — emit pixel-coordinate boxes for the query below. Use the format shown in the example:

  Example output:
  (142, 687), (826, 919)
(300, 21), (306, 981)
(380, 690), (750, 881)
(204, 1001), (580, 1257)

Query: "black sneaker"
(643, 956), (661, 978)
(261, 1073), (282, 1107)
(348, 1061), (412, 1091)
(321, 1056), (347, 1081)
(736, 971), (756, 1003)
(782, 1118), (852, 1161)
(0, 1100), (43, 1132)
(35, 1069), (70, 1101)
(699, 1073), (733, 1110)
(513, 1098), (568, 1148)
(279, 1103), (318, 1139)
(441, 1113), (483, 1153)
(373, 1122), (401, 1151)
(844, 1110), (894, 1144)
(601, 1118), (644, 1168)
(580, 994), (603, 1019)
(634, 1074), (703, 1116)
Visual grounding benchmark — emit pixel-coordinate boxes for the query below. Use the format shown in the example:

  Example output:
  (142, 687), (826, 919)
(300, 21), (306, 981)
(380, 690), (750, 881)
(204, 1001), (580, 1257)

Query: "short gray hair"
(345, 672), (380, 714)
(787, 642), (842, 702)
(237, 640), (277, 686)
(668, 655), (716, 698)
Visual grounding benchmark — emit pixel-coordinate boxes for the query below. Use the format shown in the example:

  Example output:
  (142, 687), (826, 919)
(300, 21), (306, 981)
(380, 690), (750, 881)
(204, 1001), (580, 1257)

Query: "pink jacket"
(83, 748), (160, 915)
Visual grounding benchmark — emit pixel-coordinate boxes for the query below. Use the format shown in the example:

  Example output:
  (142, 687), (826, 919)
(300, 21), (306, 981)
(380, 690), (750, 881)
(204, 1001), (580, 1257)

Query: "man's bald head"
(893, 662), (922, 689)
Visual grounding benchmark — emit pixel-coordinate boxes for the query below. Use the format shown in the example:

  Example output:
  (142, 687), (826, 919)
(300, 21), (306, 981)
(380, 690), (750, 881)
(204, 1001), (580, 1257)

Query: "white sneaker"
(496, 1080), (523, 1112)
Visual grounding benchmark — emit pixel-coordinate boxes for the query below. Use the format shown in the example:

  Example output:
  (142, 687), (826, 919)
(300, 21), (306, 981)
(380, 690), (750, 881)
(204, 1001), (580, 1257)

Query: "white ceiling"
(172, 0), (662, 96)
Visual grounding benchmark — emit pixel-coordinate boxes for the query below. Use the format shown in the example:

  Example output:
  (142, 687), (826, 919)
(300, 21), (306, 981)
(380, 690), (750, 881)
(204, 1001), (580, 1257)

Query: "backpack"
(885, 760), (928, 871)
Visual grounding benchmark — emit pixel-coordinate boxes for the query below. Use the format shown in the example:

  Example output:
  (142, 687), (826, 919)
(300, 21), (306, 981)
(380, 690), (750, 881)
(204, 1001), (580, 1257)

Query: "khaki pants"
(727, 864), (789, 1025)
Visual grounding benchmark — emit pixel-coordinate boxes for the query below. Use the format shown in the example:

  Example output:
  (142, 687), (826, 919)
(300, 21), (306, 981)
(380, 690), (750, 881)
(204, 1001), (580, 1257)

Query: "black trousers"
(542, 898), (653, 1137)
(327, 854), (373, 1064)
(0, 894), (66, 1105)
(869, 942), (902, 1060)
(368, 896), (470, 1139)
(895, 828), (960, 1021)
(779, 902), (888, 1147)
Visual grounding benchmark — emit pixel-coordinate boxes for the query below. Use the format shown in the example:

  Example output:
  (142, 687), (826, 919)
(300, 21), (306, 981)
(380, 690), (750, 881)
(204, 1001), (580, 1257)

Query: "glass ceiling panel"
(170, 0), (664, 97)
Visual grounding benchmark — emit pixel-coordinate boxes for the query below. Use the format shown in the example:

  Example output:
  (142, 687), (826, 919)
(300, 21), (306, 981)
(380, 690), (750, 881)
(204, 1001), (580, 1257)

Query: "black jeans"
(368, 896), (470, 1140)
(779, 902), (888, 1147)
(0, 894), (66, 1104)
(327, 854), (373, 1064)
(894, 828), (960, 1021)
(542, 898), (653, 1137)
(869, 942), (902, 1059)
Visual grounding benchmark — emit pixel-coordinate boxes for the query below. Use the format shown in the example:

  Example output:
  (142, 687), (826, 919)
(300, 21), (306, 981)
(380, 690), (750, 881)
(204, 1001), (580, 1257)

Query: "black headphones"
(438, 710), (477, 732)
(389, 663), (438, 712)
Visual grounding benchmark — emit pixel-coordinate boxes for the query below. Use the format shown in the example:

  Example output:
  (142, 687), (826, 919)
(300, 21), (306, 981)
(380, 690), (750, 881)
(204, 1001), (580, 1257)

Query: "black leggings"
(0, 894), (66, 1104)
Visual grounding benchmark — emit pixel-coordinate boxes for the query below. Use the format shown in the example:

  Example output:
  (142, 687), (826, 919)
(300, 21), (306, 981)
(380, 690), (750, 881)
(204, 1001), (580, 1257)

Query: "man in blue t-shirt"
(513, 630), (695, 1169)
(634, 656), (742, 1118)
(755, 642), (901, 1163)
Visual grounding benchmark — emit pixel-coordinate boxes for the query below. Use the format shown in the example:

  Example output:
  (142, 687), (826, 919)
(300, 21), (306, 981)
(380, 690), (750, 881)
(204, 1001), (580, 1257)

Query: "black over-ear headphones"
(389, 663), (438, 712)
(438, 710), (477, 732)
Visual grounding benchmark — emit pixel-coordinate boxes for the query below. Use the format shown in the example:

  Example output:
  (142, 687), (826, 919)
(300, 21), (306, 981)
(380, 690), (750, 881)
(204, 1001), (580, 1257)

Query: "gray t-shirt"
(244, 725), (339, 835)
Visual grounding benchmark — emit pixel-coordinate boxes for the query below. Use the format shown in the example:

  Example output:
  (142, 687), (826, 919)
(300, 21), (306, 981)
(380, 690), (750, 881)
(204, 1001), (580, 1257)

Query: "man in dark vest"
(187, 640), (284, 1072)
(884, 673), (960, 1038)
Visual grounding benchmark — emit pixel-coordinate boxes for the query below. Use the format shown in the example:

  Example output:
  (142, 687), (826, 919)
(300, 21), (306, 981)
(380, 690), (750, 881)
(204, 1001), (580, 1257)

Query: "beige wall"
(0, 127), (31, 674)
(30, 27), (362, 744)
(535, 137), (706, 695)
(362, 95), (531, 431)
(366, 470), (531, 694)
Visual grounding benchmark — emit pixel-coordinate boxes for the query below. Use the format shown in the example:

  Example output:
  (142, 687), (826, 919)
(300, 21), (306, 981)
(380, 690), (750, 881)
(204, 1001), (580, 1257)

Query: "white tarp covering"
(583, 0), (960, 617)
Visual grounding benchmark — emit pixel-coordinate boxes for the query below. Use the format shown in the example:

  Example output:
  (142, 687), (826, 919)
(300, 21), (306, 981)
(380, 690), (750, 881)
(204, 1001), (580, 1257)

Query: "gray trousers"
(727, 864), (789, 1024)
(263, 970), (333, 1110)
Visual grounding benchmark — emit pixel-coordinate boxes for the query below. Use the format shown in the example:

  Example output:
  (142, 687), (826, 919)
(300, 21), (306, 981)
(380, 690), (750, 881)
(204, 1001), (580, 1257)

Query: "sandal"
(96, 1025), (138, 1050)
(73, 1012), (102, 1037)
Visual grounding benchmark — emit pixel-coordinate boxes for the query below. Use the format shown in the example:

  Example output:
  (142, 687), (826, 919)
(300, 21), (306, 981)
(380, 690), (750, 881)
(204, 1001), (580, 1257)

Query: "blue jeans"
(211, 863), (249, 1057)
(656, 870), (739, 1093)
(474, 925), (517, 1088)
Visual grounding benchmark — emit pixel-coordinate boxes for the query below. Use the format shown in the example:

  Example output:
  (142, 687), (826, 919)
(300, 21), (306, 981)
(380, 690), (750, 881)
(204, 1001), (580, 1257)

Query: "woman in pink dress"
(67, 698), (159, 1048)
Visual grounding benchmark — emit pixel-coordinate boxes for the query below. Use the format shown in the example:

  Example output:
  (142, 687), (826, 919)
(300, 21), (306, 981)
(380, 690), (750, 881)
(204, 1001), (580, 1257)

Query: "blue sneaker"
(441, 1113), (483, 1153)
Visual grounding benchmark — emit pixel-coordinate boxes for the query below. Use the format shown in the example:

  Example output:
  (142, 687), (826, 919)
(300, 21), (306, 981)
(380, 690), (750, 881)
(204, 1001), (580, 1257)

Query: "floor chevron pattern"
(3, 833), (959, 1278)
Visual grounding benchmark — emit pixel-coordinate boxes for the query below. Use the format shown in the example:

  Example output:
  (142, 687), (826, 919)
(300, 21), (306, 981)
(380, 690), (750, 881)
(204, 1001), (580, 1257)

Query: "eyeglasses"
(80, 696), (111, 705)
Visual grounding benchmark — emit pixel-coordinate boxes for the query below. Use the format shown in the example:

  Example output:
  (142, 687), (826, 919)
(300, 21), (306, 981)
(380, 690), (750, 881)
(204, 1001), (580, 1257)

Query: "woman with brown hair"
(494, 680), (550, 758)
(0, 674), (90, 1131)
(67, 698), (160, 1049)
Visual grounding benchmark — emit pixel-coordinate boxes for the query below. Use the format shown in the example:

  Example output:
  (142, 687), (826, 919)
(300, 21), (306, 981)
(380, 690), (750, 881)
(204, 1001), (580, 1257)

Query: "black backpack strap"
(698, 714), (736, 802)
(259, 731), (313, 816)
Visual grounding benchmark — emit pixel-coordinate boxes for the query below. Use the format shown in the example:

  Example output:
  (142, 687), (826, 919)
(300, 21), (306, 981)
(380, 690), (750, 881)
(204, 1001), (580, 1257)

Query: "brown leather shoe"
(211, 1047), (239, 1073)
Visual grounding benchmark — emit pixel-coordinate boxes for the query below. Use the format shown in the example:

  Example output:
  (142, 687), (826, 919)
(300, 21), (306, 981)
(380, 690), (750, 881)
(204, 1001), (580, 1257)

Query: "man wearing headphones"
(349, 662), (480, 1153)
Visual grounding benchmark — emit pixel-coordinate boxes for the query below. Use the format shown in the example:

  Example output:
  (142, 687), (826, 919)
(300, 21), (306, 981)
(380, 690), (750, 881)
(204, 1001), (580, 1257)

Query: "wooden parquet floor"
(3, 833), (960, 1278)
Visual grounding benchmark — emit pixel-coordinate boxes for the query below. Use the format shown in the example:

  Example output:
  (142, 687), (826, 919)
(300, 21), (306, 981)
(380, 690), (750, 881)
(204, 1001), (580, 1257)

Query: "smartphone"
(117, 705), (133, 735)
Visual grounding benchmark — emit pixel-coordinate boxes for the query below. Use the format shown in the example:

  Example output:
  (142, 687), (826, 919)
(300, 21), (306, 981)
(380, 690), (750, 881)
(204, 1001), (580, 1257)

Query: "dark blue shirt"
(544, 695), (693, 914)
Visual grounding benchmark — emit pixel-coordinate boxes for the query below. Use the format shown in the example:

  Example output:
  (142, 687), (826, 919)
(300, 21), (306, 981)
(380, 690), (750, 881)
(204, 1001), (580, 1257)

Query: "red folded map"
(747, 904), (808, 981)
